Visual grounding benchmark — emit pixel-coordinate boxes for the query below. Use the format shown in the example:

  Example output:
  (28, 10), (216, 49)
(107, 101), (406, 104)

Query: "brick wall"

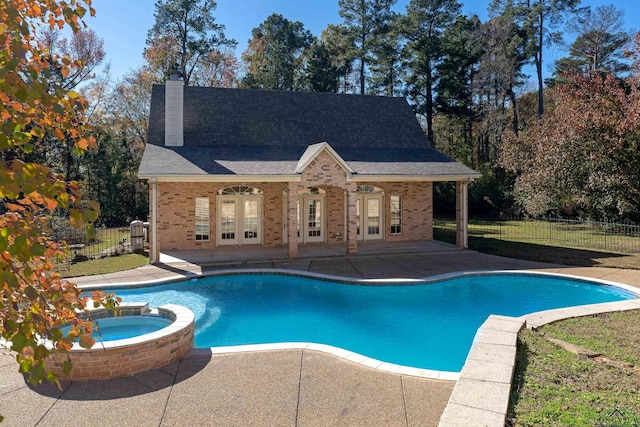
(156, 182), (287, 251)
(326, 186), (346, 243)
(365, 182), (433, 241)
(152, 153), (434, 253)
(46, 306), (194, 381)
(299, 151), (349, 189)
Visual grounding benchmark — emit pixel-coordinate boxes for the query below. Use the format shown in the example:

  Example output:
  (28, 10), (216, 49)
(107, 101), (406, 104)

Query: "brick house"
(139, 78), (480, 263)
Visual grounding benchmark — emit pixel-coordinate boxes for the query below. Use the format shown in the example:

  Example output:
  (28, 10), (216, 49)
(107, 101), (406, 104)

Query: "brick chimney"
(165, 64), (184, 147)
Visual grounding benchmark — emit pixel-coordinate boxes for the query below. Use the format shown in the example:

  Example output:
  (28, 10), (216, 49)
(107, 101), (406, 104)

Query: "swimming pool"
(104, 272), (637, 372)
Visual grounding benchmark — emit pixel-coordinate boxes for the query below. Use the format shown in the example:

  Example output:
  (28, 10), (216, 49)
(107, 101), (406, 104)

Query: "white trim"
(139, 174), (302, 183)
(216, 195), (263, 246)
(150, 178), (158, 263)
(356, 194), (384, 241)
(390, 194), (402, 235)
(194, 197), (211, 242)
(139, 174), (480, 183)
(294, 142), (355, 174)
(298, 194), (326, 243)
(353, 174), (480, 182)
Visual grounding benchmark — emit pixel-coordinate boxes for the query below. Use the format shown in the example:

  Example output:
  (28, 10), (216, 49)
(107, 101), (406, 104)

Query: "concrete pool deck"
(1, 245), (640, 426)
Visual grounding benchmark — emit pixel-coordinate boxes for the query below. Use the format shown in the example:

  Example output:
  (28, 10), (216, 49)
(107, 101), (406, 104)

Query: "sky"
(89, 0), (639, 83)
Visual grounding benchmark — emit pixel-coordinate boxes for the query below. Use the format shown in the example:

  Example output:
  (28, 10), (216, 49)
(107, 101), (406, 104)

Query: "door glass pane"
(367, 199), (380, 235)
(221, 200), (236, 240)
(296, 200), (300, 237)
(244, 199), (258, 239)
(308, 199), (322, 237)
(356, 198), (361, 236)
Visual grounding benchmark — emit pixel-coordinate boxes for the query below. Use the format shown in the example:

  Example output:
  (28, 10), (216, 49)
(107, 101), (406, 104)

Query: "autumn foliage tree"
(0, 0), (118, 404)
(500, 33), (640, 221)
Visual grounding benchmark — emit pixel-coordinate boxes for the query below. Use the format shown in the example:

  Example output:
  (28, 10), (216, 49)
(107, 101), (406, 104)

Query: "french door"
(356, 195), (383, 241)
(298, 196), (325, 243)
(217, 196), (262, 245)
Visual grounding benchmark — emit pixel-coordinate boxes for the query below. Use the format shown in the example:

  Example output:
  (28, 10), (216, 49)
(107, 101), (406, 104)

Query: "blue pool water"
(104, 273), (636, 372)
(64, 316), (172, 341)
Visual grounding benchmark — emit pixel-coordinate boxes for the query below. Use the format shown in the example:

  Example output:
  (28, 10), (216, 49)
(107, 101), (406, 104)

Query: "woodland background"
(22, 0), (640, 226)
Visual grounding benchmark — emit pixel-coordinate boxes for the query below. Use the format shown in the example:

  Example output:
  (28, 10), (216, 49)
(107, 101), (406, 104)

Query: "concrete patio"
(2, 244), (640, 426)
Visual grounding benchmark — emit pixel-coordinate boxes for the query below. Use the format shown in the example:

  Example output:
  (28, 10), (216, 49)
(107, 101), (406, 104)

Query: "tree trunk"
(360, 56), (365, 94)
(425, 68), (434, 145)
(360, 32), (366, 95)
(536, 11), (544, 118)
(507, 85), (519, 137)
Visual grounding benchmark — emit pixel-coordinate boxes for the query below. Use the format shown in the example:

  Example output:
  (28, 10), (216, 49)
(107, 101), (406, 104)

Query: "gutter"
(138, 174), (482, 183)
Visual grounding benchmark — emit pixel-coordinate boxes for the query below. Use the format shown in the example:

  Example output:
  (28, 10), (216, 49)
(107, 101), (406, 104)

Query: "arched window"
(299, 187), (326, 195)
(357, 185), (384, 194)
(217, 185), (263, 196)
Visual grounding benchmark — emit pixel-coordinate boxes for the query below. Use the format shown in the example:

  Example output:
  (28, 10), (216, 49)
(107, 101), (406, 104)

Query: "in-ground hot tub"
(47, 302), (194, 381)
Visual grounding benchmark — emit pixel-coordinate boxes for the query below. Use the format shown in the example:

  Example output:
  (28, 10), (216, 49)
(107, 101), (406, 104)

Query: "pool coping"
(438, 296), (640, 426)
(77, 267), (640, 295)
(45, 302), (196, 381)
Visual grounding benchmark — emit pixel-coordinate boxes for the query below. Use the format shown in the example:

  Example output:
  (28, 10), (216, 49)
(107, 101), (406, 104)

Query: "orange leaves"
(56, 339), (72, 352)
(1, 0), (114, 392)
(76, 136), (92, 151)
(52, 127), (65, 140)
(1, 0), (96, 153)
(4, 203), (24, 212)
(91, 290), (105, 301)
(27, 3), (42, 16)
(78, 333), (95, 349)
(43, 197), (58, 210)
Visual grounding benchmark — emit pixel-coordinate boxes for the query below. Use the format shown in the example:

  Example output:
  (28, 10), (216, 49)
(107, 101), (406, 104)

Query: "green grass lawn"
(508, 311), (640, 426)
(62, 253), (149, 278)
(434, 219), (640, 269)
(70, 227), (131, 260)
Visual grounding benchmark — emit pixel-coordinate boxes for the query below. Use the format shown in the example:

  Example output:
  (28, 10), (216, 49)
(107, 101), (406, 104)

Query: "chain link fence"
(434, 217), (640, 254)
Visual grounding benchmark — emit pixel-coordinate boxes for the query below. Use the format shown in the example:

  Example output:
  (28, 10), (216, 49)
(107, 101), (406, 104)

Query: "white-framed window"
(195, 197), (210, 241)
(216, 186), (263, 245)
(390, 195), (401, 234)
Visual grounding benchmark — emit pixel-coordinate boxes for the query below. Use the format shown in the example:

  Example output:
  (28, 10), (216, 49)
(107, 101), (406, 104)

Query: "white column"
(346, 184), (358, 254)
(455, 181), (469, 249)
(287, 182), (298, 258)
(150, 178), (159, 263)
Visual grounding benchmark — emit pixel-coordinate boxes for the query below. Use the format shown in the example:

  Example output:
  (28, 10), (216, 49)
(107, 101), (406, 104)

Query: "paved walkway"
(2, 245), (639, 426)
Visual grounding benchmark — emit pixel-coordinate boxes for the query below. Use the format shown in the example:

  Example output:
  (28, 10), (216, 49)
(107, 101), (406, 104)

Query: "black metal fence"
(433, 217), (640, 254)
(66, 226), (134, 262)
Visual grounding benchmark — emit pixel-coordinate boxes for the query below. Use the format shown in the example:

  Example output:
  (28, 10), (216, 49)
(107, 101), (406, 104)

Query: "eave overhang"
(138, 172), (481, 183)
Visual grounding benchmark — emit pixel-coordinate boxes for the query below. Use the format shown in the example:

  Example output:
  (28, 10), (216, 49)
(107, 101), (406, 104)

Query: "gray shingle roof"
(140, 85), (479, 178)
